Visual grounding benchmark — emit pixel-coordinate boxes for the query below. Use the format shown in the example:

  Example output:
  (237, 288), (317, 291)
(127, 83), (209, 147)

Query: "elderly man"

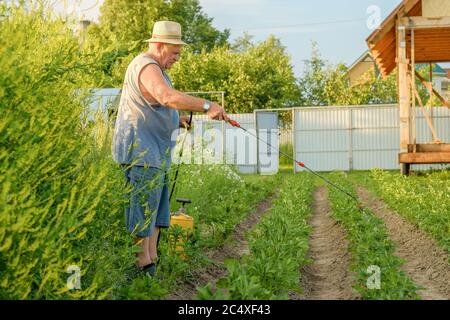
(112, 21), (229, 277)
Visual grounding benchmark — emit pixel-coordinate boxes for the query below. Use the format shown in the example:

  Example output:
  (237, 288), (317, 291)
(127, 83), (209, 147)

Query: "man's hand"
(207, 103), (230, 122)
(179, 116), (192, 131)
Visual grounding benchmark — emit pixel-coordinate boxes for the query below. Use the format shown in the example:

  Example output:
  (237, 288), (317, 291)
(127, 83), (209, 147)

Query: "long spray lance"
(227, 119), (361, 204)
(169, 112), (193, 202)
(157, 112), (193, 254)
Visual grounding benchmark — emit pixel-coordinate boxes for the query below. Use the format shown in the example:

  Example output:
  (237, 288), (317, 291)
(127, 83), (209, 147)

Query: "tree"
(298, 42), (398, 106)
(84, 0), (230, 86)
(94, 0), (229, 53)
(169, 35), (300, 113)
(298, 42), (328, 106)
(160, 0), (230, 53)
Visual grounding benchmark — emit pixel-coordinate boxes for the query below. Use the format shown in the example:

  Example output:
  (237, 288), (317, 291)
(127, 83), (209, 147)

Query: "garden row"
(327, 173), (419, 299)
(194, 171), (423, 300)
(195, 174), (315, 299)
(350, 170), (450, 256)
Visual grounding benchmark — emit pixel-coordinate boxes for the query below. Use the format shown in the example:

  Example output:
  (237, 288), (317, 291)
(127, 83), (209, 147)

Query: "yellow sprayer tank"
(169, 198), (194, 259)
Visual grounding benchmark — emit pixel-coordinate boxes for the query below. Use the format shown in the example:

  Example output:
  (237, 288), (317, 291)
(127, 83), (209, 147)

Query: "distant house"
(431, 65), (450, 99)
(345, 51), (377, 86)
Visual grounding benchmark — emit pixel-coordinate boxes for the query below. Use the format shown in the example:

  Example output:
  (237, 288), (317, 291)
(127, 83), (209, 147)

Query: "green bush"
(0, 5), (134, 299)
(0, 6), (283, 300)
(169, 36), (300, 113)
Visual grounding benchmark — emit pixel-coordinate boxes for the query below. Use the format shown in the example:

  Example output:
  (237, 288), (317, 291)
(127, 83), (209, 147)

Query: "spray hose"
(227, 119), (360, 204)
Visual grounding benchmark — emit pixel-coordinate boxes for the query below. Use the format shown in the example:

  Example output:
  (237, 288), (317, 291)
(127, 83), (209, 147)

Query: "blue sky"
(199, 0), (402, 75)
(58, 0), (448, 76)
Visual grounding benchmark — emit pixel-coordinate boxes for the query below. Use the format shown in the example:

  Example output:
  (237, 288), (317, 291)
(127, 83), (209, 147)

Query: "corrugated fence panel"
(279, 128), (292, 145)
(90, 88), (450, 174)
(174, 113), (258, 173)
(224, 113), (257, 174)
(293, 105), (449, 173)
(351, 106), (399, 170)
(294, 108), (350, 172)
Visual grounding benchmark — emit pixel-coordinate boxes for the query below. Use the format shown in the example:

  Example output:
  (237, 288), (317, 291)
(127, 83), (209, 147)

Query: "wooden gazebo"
(367, 0), (450, 175)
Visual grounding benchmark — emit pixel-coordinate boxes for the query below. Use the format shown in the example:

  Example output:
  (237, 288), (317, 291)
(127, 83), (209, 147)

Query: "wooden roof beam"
(399, 16), (450, 29)
(366, 0), (419, 45)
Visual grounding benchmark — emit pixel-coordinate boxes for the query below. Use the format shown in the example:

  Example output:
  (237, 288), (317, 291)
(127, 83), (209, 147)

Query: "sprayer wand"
(227, 119), (360, 204)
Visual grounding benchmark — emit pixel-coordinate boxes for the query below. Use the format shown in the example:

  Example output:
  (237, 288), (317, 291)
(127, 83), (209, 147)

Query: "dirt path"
(167, 191), (278, 300)
(355, 185), (450, 300)
(296, 186), (359, 300)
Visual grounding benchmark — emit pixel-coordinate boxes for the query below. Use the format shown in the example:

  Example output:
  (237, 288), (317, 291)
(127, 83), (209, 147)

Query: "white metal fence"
(87, 89), (450, 174)
(174, 112), (279, 175)
(86, 89), (279, 174)
(293, 104), (450, 172)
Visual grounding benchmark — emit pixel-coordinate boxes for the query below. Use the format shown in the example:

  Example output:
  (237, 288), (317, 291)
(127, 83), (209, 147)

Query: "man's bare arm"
(139, 64), (229, 121)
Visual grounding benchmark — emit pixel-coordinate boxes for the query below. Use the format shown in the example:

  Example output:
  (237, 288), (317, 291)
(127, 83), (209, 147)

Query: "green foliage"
(170, 36), (300, 113)
(298, 43), (446, 107)
(81, 0), (229, 87)
(114, 165), (280, 300)
(90, 0), (229, 55)
(298, 42), (398, 106)
(326, 173), (419, 300)
(0, 4), (134, 299)
(169, 165), (279, 249)
(279, 144), (293, 166)
(196, 174), (314, 300)
(0, 4), (281, 300)
(366, 170), (450, 255)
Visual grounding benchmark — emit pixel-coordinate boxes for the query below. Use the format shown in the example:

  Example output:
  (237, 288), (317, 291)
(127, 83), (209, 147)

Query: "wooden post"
(429, 62), (435, 143)
(410, 24), (417, 152)
(397, 24), (411, 175)
(429, 63), (433, 109)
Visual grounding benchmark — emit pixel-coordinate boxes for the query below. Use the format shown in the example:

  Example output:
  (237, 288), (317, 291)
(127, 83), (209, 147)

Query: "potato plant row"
(326, 173), (419, 300)
(196, 174), (315, 299)
(367, 170), (450, 256)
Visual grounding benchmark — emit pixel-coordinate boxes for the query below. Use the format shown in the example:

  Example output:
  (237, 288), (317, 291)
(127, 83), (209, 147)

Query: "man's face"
(160, 44), (183, 69)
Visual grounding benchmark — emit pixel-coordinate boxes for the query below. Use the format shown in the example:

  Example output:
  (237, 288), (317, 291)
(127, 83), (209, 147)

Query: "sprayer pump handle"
(176, 198), (192, 207)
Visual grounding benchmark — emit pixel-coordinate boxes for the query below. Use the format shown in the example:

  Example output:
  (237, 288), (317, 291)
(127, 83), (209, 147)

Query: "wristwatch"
(203, 100), (211, 113)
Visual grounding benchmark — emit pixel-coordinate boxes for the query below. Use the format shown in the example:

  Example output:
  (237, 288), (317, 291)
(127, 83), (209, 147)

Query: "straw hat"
(145, 21), (187, 46)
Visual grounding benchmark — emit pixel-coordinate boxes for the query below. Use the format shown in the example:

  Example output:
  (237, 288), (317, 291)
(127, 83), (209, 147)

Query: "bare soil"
(167, 191), (278, 300)
(295, 186), (359, 300)
(355, 185), (450, 300)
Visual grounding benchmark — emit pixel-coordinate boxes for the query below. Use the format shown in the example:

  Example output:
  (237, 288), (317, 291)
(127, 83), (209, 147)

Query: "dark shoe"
(141, 263), (157, 278)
